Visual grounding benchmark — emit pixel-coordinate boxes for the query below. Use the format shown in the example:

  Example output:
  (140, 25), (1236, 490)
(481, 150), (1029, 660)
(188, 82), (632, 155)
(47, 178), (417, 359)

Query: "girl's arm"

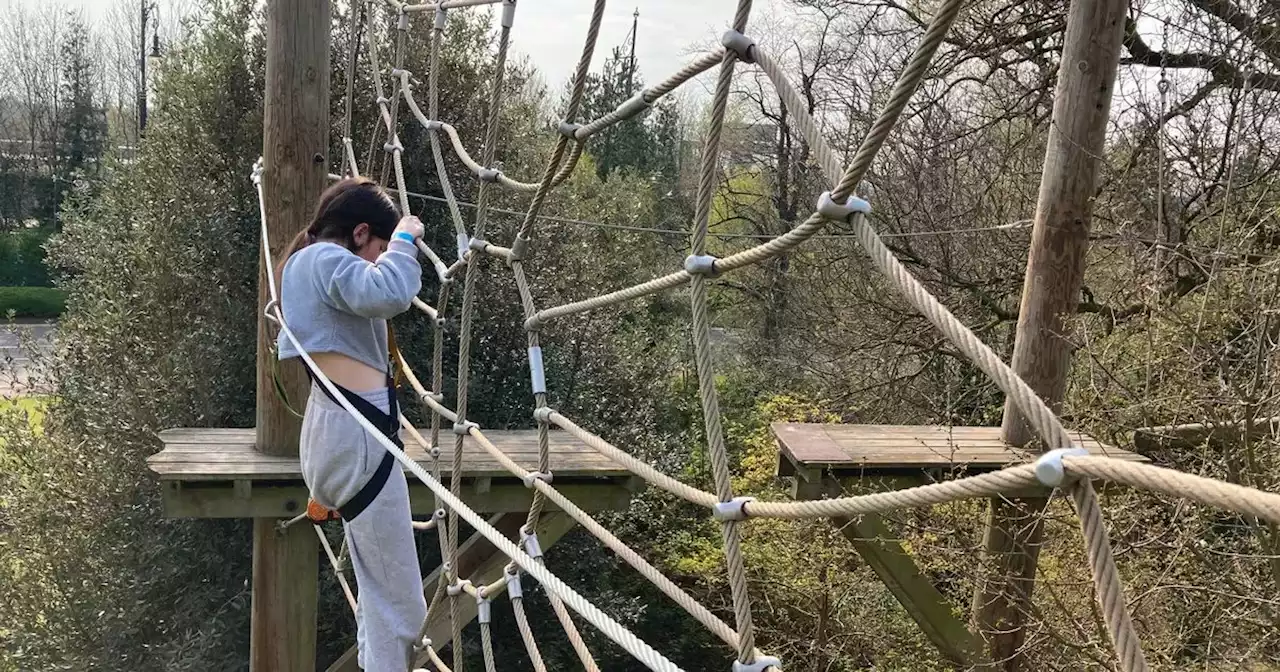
(315, 238), (423, 319)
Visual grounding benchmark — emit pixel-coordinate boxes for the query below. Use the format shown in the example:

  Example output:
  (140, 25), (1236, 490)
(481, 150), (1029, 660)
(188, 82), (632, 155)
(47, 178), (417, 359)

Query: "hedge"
(0, 286), (66, 318)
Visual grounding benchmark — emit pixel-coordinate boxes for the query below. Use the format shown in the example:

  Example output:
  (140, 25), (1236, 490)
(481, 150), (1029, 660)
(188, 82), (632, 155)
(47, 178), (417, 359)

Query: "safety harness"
(302, 326), (408, 524)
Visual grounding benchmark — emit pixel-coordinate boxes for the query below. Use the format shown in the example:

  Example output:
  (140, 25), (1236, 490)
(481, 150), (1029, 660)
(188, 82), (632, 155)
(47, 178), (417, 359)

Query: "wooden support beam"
(250, 519), (319, 671)
(160, 478), (634, 518)
(1134, 416), (1280, 452)
(808, 477), (988, 669)
(973, 0), (1128, 667)
(325, 512), (577, 672)
(252, 2), (330, 671)
(832, 512), (988, 668)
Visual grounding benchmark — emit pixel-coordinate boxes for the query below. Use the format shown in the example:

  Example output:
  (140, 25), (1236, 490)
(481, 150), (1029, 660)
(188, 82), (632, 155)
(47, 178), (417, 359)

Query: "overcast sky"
(20, 0), (775, 100)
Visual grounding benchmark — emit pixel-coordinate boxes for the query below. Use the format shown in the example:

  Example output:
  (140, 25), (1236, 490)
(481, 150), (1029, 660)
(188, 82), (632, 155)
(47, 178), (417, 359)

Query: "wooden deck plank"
(148, 427), (631, 481)
(773, 422), (1145, 473)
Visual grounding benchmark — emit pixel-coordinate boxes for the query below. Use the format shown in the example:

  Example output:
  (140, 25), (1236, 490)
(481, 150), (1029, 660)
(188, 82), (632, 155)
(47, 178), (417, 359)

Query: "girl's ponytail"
(273, 178), (400, 280)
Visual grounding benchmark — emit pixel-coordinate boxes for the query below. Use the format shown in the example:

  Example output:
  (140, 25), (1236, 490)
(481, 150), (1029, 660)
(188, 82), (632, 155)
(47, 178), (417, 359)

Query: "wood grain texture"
(149, 428), (631, 480)
(256, 0), (330, 457)
(250, 518), (317, 672)
(252, 3), (329, 671)
(976, 0), (1129, 667)
(772, 422), (1143, 472)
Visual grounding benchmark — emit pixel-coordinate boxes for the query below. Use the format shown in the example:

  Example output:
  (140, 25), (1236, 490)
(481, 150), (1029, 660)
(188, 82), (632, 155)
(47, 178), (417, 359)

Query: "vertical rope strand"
(686, 0), (758, 663)
(448, 19), (514, 672)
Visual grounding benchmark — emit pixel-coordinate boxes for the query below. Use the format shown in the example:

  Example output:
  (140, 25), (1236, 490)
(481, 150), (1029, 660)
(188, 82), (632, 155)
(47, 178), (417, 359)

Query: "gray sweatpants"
(300, 382), (427, 672)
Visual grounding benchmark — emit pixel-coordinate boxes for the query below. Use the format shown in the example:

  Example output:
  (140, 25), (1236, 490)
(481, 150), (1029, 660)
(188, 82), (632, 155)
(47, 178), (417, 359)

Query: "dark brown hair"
(276, 178), (401, 276)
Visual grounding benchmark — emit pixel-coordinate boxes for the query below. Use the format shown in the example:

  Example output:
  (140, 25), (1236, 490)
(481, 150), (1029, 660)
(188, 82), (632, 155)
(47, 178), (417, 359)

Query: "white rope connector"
(684, 254), (720, 277)
(429, 445), (442, 459)
(468, 237), (489, 252)
(732, 656), (782, 672)
(816, 190), (872, 221)
(479, 168), (501, 183)
(376, 95), (390, 106)
(520, 527), (544, 559)
(557, 121), (582, 139)
(506, 570), (524, 600)
(1034, 447), (1089, 487)
(500, 0), (517, 28)
(433, 7), (447, 30)
(509, 233), (530, 263)
(456, 232), (470, 261)
(424, 119), (443, 131)
(420, 636), (432, 650)
(618, 93), (651, 118)
(477, 594), (492, 623)
(712, 496), (756, 522)
(397, 8), (410, 30)
(721, 30), (758, 63)
(433, 508), (447, 521)
(447, 578), (473, 597)
(384, 139), (404, 153)
(528, 346), (547, 394)
(533, 406), (555, 424)
(421, 391), (445, 404)
(522, 471), (553, 488)
(250, 157), (264, 184)
(453, 420), (478, 436)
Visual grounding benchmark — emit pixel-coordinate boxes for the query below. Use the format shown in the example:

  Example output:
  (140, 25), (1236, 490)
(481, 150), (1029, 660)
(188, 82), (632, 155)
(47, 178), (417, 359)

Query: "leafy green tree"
(576, 46), (681, 186)
(56, 12), (106, 189)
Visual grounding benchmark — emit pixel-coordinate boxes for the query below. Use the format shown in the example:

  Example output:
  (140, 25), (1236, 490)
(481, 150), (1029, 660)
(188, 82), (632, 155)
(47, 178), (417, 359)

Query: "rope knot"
(1034, 447), (1089, 487)
(816, 190), (871, 222)
(447, 578), (472, 597)
(505, 568), (524, 600)
(721, 30), (758, 63)
(522, 471), (553, 488)
(520, 527), (544, 559)
(732, 656), (782, 672)
(684, 254), (720, 277)
(557, 121), (582, 140)
(712, 496), (756, 522)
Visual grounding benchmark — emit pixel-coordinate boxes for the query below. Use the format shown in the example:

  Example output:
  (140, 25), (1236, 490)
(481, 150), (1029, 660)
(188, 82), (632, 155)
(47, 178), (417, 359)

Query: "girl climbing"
(276, 177), (427, 671)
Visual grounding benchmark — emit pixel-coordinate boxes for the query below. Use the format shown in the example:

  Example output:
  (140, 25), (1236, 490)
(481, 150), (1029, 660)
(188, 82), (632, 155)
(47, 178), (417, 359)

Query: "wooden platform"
(771, 422), (1149, 668)
(774, 422), (1146, 482)
(148, 427), (636, 518)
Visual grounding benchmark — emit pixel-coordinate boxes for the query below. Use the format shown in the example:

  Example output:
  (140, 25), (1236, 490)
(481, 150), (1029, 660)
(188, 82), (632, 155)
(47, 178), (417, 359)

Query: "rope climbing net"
(249, 1), (1280, 670)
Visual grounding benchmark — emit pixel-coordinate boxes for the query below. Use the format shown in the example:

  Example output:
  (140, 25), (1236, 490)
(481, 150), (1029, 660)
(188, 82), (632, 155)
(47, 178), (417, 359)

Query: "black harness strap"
(304, 366), (402, 522)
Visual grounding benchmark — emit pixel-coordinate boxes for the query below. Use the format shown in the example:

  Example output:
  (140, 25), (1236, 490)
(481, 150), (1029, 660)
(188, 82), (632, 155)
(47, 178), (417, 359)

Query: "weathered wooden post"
(970, 0), (1128, 667)
(252, 1), (330, 669)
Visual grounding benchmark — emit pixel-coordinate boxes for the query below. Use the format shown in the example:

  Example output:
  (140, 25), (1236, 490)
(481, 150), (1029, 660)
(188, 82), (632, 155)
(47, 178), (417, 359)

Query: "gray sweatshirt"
(277, 239), (422, 375)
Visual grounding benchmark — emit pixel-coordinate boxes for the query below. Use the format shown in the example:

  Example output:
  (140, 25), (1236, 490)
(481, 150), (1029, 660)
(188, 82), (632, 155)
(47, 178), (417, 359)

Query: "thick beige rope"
(547, 411), (719, 507)
(480, 618), (498, 672)
(512, 595), (550, 672)
(686, 0), (760, 663)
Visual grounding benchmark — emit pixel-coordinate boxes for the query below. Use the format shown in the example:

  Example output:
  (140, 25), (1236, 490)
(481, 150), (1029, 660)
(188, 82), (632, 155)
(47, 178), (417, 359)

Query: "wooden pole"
(970, 0), (1128, 667)
(256, 0), (330, 456)
(251, 2), (330, 670)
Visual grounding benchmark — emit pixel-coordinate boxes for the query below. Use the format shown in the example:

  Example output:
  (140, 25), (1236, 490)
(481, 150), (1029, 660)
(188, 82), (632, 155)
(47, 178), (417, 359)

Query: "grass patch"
(0, 286), (65, 319)
(0, 395), (49, 434)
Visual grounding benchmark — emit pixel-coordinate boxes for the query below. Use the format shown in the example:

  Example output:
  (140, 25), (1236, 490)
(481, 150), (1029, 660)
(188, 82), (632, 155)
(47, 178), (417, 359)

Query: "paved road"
(1, 320), (55, 397)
